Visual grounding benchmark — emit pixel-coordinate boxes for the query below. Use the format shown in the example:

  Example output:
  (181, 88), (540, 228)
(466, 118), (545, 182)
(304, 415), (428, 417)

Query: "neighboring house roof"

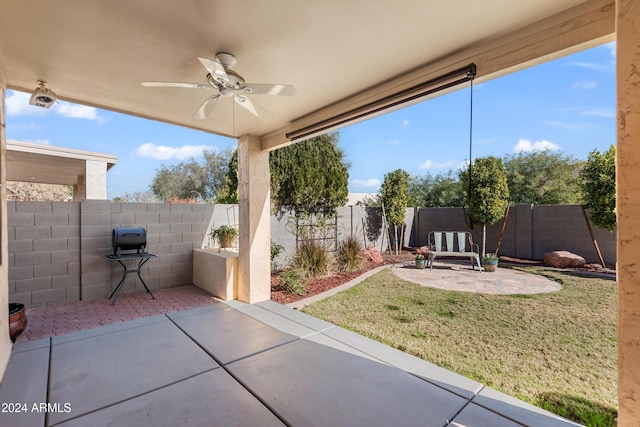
(6, 140), (117, 186)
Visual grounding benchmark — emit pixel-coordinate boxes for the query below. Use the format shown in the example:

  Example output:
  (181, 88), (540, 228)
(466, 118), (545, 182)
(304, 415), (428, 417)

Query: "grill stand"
(106, 253), (157, 305)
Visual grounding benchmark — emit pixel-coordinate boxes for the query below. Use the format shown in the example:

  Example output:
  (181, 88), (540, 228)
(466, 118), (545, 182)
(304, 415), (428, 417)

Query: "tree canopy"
(270, 133), (349, 216)
(503, 150), (583, 205)
(150, 149), (232, 202)
(579, 145), (616, 230)
(380, 169), (410, 226)
(220, 133), (349, 217)
(459, 156), (509, 227)
(407, 172), (465, 208)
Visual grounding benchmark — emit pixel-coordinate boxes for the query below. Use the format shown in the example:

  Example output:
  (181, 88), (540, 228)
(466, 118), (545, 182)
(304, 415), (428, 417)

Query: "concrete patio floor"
(1, 295), (581, 427)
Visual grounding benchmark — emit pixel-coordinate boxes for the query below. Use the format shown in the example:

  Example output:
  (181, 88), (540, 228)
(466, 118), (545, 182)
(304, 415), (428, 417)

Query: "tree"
(407, 172), (465, 207)
(380, 169), (410, 254)
(150, 149), (233, 202)
(112, 190), (157, 203)
(221, 133), (350, 217)
(579, 145), (616, 230)
(459, 156), (509, 255)
(503, 150), (583, 205)
(270, 133), (349, 217)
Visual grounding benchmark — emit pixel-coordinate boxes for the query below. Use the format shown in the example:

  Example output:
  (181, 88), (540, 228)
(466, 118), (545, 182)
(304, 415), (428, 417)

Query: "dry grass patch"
(302, 267), (617, 426)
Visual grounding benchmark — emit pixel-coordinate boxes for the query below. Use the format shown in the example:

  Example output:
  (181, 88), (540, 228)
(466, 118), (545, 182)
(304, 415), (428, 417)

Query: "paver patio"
(1, 284), (581, 426)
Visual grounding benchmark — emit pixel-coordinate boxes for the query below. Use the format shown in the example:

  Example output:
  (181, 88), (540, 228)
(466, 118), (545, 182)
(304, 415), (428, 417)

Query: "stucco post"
(237, 134), (271, 303)
(617, 0), (640, 425)
(0, 68), (11, 379)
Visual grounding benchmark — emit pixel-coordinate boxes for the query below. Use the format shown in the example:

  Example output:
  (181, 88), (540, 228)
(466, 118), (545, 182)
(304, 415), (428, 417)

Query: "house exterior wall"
(0, 69), (11, 380)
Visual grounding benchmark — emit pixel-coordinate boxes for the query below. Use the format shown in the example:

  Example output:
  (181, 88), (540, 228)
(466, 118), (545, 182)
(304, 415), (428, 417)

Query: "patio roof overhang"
(6, 140), (117, 186)
(0, 0), (614, 151)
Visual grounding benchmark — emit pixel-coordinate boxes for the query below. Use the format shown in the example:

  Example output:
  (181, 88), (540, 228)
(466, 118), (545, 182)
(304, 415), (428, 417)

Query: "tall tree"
(270, 133), (349, 217)
(380, 169), (410, 253)
(221, 133), (349, 217)
(459, 156), (509, 255)
(408, 171), (465, 207)
(150, 149), (233, 202)
(503, 150), (583, 205)
(579, 145), (616, 230)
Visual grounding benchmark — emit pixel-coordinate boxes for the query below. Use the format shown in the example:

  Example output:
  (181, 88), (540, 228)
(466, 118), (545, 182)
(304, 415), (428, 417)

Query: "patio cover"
(1, 0), (640, 425)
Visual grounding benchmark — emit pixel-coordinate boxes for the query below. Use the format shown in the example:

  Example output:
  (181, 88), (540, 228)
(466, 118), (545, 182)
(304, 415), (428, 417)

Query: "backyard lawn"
(302, 267), (617, 427)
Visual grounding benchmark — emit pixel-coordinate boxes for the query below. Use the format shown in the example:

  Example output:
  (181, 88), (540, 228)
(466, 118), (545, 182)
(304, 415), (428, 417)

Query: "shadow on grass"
(535, 392), (617, 427)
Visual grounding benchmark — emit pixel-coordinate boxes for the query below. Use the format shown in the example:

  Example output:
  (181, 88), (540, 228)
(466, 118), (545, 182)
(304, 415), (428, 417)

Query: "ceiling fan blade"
(193, 94), (222, 120)
(198, 57), (229, 82)
(234, 95), (272, 119)
(243, 84), (296, 96)
(141, 81), (213, 90)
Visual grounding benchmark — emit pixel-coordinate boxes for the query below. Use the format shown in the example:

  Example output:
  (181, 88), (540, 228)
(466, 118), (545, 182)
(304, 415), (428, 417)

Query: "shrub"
(336, 235), (364, 272)
(280, 269), (306, 295)
(270, 241), (285, 272)
(291, 238), (332, 278)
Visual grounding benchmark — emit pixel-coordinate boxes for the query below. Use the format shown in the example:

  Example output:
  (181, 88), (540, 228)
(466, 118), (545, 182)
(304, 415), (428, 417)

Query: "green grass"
(302, 267), (617, 426)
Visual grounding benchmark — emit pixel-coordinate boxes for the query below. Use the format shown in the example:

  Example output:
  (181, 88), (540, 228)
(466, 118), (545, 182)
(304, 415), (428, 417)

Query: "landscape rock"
(364, 246), (384, 263)
(543, 250), (586, 268)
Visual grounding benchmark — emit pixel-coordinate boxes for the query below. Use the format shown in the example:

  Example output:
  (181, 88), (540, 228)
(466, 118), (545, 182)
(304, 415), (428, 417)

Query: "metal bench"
(427, 231), (482, 271)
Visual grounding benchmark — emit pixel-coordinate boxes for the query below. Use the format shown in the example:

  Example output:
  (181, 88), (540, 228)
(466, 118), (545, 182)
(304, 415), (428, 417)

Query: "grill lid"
(112, 227), (147, 256)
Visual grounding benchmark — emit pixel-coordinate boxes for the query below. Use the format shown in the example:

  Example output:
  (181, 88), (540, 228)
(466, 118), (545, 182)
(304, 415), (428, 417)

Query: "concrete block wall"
(412, 204), (616, 264)
(8, 201), (81, 307)
(9, 201), (214, 307)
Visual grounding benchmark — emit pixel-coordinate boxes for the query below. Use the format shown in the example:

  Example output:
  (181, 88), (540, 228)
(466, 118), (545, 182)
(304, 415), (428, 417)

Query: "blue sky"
(5, 42), (615, 199)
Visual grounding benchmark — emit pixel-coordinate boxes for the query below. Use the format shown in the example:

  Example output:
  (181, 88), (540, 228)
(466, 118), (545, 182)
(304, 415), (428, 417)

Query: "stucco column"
(617, 0), (640, 425)
(0, 68), (11, 379)
(237, 134), (271, 303)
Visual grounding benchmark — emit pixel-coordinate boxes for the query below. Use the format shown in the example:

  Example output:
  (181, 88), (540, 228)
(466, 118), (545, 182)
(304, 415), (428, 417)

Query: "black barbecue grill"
(107, 227), (156, 304)
(112, 227), (147, 256)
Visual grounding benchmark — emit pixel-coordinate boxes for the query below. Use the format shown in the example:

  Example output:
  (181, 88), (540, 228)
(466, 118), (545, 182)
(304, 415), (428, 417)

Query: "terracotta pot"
(483, 260), (498, 272)
(9, 303), (28, 342)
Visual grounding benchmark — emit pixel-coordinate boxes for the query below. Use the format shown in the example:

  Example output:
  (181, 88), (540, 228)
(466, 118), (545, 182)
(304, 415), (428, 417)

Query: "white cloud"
(351, 178), (381, 188)
(567, 62), (606, 71)
(476, 137), (497, 145)
(6, 91), (46, 117)
(388, 139), (401, 145)
(135, 142), (217, 160)
(419, 159), (455, 170)
(401, 120), (409, 127)
(583, 107), (615, 118)
(6, 90), (103, 122)
(571, 79), (597, 90)
(513, 138), (560, 153)
(56, 102), (101, 121)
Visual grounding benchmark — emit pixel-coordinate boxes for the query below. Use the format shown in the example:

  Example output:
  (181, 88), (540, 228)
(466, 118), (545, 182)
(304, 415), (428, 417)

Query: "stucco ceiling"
(0, 0), (610, 144)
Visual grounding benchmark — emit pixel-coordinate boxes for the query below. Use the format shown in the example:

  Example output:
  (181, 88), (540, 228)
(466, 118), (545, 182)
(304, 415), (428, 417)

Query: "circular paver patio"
(392, 261), (562, 295)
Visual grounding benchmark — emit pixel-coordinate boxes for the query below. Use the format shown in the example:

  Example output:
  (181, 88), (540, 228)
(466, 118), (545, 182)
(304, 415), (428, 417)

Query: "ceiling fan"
(141, 52), (296, 120)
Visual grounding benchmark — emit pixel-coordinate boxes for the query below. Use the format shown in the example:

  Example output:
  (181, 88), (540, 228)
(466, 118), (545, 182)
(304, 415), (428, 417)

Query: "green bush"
(291, 238), (332, 278)
(280, 269), (306, 296)
(270, 241), (285, 272)
(336, 235), (364, 272)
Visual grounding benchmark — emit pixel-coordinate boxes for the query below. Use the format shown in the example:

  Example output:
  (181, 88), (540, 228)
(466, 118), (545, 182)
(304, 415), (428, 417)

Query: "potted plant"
(483, 253), (499, 272)
(415, 253), (426, 269)
(210, 225), (239, 249)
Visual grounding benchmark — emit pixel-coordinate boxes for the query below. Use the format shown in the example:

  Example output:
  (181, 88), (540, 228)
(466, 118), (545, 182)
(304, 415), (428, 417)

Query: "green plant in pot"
(415, 253), (426, 269)
(483, 253), (499, 272)
(210, 225), (239, 249)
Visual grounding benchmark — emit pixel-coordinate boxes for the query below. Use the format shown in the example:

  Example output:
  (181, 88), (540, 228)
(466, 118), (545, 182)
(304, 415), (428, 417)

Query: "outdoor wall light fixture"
(286, 63), (476, 142)
(29, 80), (57, 108)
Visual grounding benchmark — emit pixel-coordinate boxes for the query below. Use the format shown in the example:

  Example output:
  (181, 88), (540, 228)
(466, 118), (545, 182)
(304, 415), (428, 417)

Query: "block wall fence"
(8, 201), (616, 308)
